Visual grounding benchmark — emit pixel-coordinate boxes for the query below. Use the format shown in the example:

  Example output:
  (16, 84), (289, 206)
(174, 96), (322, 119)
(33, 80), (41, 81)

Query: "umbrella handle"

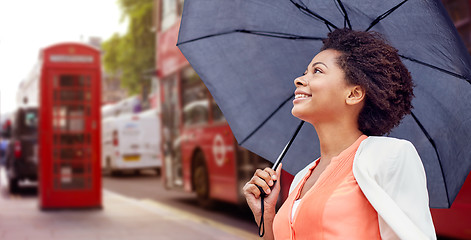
(272, 121), (305, 170)
(256, 121), (304, 237)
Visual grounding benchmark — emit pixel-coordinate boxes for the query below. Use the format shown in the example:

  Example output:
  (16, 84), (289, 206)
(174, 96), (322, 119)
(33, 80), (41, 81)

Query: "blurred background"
(0, 0), (470, 239)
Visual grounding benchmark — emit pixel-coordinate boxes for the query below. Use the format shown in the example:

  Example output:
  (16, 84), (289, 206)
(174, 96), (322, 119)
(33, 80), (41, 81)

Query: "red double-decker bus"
(156, 21), (279, 206)
(155, 2), (292, 206)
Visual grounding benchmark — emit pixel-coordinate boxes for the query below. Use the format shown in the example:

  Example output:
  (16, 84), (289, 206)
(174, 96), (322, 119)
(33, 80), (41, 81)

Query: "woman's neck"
(313, 121), (363, 164)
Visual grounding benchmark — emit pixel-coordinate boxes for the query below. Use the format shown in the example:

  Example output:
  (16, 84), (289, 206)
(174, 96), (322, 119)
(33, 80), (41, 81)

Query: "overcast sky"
(0, 0), (128, 115)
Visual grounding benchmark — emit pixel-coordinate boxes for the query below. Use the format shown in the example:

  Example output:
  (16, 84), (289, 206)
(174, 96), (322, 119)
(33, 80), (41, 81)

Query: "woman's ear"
(346, 85), (365, 106)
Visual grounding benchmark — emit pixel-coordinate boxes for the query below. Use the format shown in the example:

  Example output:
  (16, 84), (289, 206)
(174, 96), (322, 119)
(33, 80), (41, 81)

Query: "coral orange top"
(273, 135), (381, 239)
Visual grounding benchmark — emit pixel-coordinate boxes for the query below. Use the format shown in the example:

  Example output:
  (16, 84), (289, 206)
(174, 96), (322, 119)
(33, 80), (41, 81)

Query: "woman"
(243, 28), (436, 239)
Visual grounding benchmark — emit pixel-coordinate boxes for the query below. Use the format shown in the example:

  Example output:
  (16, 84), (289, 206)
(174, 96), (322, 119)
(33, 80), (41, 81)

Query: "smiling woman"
(243, 28), (436, 240)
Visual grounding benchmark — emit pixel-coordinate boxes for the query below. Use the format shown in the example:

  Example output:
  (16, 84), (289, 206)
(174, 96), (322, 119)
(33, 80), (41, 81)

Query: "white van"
(102, 109), (161, 175)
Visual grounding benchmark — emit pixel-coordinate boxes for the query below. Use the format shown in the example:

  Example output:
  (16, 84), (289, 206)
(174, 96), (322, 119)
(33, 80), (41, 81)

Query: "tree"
(102, 0), (155, 95)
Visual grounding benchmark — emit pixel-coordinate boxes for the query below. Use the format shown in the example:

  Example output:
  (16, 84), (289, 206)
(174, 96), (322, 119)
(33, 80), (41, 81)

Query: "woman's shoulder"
(354, 136), (422, 177)
(361, 136), (414, 149)
(353, 137), (435, 239)
(357, 136), (417, 160)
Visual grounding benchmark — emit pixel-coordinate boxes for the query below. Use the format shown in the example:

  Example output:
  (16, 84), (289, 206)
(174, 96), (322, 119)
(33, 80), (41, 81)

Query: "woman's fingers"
(265, 164), (282, 200)
(275, 163), (282, 180)
(255, 168), (276, 186)
(244, 175), (270, 197)
(271, 163), (282, 191)
(244, 167), (278, 197)
(243, 181), (262, 197)
(255, 169), (272, 186)
(253, 175), (272, 195)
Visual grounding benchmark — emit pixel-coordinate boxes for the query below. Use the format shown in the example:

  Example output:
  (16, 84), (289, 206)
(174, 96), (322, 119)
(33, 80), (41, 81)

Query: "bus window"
(181, 67), (209, 126)
(211, 98), (226, 123)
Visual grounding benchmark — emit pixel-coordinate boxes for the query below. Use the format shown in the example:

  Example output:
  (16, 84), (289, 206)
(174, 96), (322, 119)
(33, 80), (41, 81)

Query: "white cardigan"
(288, 137), (436, 240)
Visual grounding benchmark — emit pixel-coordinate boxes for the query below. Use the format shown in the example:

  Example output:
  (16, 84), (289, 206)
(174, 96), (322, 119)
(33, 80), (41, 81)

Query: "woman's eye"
(314, 68), (322, 74)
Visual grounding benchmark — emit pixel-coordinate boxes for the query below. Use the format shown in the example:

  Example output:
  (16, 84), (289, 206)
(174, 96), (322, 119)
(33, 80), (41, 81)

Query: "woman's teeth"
(295, 94), (311, 99)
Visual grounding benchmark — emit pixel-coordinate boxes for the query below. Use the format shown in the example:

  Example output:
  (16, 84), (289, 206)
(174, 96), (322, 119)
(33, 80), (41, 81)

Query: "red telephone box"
(37, 43), (101, 209)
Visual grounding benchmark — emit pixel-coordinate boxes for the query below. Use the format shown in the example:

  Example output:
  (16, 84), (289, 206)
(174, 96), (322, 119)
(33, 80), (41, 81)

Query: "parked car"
(5, 107), (38, 193)
(102, 108), (162, 175)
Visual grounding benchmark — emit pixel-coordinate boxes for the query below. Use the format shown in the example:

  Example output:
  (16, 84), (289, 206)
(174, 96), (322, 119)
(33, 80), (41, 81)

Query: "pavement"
(0, 169), (259, 240)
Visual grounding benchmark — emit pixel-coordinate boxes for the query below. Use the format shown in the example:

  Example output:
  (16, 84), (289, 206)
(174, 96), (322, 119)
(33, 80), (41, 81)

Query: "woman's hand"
(243, 164), (282, 225)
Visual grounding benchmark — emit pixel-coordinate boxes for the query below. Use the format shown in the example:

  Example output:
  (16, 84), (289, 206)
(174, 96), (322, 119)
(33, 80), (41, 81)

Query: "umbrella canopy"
(177, 0), (471, 208)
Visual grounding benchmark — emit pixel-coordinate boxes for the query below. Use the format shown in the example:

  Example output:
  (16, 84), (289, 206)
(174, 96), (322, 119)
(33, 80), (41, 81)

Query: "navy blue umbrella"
(177, 0), (471, 209)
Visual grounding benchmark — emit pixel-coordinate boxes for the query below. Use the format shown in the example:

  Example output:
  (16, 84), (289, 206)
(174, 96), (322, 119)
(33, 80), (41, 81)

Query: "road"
(0, 167), (259, 237)
(1, 168), (465, 240)
(102, 170), (259, 235)
(0, 168), (261, 239)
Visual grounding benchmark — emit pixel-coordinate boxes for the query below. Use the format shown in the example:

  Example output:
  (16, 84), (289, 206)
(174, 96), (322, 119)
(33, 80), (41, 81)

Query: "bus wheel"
(193, 152), (213, 208)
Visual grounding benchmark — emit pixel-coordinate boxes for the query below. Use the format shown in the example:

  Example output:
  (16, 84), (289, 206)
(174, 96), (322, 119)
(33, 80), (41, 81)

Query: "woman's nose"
(294, 76), (307, 87)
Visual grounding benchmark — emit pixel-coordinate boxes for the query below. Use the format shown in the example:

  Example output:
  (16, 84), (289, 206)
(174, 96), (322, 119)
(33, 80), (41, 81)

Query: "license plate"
(123, 155), (140, 161)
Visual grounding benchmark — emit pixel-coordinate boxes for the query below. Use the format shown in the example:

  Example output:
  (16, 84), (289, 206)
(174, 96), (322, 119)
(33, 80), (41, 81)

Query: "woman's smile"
(293, 90), (312, 104)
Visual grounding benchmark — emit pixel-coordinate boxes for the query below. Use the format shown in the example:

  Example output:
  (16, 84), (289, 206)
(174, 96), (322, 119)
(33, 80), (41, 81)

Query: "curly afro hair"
(321, 28), (414, 136)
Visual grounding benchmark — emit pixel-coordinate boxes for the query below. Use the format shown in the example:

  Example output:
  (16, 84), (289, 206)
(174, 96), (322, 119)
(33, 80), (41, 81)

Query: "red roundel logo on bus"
(212, 134), (226, 167)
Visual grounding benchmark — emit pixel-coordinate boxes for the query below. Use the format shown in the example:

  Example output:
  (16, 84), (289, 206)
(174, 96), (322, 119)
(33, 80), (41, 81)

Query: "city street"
(102, 170), (258, 234)
(0, 168), (259, 240)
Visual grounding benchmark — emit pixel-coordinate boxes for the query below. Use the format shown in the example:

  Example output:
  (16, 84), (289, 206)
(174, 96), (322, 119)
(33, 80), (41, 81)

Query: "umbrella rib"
(410, 111), (450, 207)
(289, 0), (339, 31)
(365, 0), (409, 31)
(335, 0), (352, 29)
(177, 30), (324, 46)
(240, 94), (295, 145)
(400, 55), (471, 84)
(235, 30), (324, 41)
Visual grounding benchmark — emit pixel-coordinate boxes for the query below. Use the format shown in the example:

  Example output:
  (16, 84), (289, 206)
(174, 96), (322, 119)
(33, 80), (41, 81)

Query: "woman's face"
(291, 49), (353, 123)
